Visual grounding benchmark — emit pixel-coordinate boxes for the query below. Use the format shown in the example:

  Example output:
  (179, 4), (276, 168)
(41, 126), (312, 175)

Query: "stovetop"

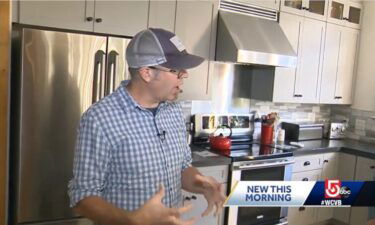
(192, 141), (296, 162)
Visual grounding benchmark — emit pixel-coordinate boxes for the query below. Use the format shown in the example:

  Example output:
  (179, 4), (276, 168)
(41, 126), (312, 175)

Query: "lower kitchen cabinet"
(288, 165), (322, 225)
(350, 156), (375, 225)
(181, 165), (228, 225)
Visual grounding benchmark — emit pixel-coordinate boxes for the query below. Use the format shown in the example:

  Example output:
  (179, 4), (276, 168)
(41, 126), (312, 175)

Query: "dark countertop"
(190, 139), (375, 167)
(190, 145), (232, 167)
(289, 139), (375, 159)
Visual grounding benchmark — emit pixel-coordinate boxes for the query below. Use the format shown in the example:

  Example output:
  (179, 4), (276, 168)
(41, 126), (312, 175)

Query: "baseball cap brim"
(160, 53), (205, 70)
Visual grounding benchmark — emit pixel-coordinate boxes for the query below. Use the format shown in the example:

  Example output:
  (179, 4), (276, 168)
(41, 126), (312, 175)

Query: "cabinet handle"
(304, 161), (311, 166)
(86, 17), (93, 22)
(299, 207), (306, 211)
(334, 96), (343, 99)
(294, 94), (303, 97)
(184, 196), (191, 201)
(95, 18), (103, 23)
(370, 166), (375, 169)
(302, 178), (309, 181)
(191, 195), (197, 200)
(323, 160), (329, 163)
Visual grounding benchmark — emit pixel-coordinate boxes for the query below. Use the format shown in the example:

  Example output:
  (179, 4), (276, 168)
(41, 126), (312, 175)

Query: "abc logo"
(324, 179), (351, 199)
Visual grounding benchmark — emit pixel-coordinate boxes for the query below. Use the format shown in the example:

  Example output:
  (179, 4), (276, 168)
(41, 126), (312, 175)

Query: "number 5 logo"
(325, 179), (341, 199)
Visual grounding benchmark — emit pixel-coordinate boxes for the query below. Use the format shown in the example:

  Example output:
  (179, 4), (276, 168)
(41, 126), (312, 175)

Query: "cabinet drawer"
(293, 154), (323, 173)
(292, 169), (322, 181)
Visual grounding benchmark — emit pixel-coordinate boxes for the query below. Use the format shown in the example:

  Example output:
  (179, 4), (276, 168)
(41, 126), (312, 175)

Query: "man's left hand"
(193, 175), (226, 217)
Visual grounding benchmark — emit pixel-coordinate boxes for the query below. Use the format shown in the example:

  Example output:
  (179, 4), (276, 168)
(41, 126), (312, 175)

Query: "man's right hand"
(133, 185), (197, 225)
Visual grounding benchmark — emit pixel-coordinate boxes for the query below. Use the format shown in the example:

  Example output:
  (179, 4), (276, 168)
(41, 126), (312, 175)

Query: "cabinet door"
(305, 0), (328, 21)
(335, 27), (359, 104)
(295, 17), (325, 103)
(327, 0), (347, 26)
(273, 12), (303, 103)
(320, 23), (342, 104)
(19, 0), (94, 31)
(148, 0), (176, 32)
(93, 0), (149, 36)
(280, 0), (305, 16)
(350, 157), (375, 225)
(316, 153), (339, 222)
(333, 153), (356, 224)
(175, 0), (218, 101)
(345, 1), (362, 29)
(288, 170), (321, 225)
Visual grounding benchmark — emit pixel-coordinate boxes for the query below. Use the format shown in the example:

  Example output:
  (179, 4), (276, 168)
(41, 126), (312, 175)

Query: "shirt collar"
(118, 80), (169, 112)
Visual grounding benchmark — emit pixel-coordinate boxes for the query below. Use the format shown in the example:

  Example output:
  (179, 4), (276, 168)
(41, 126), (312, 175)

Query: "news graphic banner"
(224, 180), (375, 207)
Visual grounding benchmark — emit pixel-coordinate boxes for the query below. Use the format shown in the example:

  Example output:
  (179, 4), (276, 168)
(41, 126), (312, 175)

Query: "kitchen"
(0, 0), (375, 225)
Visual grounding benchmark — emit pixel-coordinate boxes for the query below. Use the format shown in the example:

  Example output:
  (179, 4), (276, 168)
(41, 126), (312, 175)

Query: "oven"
(227, 157), (294, 225)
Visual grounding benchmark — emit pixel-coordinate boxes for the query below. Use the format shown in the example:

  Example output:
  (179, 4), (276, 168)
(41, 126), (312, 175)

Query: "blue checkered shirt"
(68, 80), (192, 211)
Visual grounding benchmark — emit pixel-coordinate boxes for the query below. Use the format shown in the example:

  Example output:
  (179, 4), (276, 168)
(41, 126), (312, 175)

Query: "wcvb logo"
(325, 179), (342, 199)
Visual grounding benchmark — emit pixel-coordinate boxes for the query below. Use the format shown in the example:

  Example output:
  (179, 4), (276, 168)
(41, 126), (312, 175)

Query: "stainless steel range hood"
(216, 1), (297, 68)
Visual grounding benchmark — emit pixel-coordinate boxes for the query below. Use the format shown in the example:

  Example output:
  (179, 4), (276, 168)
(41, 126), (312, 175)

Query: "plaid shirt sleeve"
(176, 104), (192, 171)
(68, 110), (112, 207)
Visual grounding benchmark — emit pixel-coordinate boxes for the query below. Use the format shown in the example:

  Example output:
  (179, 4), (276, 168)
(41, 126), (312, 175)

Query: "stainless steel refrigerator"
(9, 26), (131, 225)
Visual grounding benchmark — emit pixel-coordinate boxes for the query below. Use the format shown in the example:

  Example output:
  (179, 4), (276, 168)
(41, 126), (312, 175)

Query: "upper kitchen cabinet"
(17, 1), (149, 36)
(320, 23), (359, 104)
(273, 12), (325, 103)
(148, 0), (176, 32)
(280, 0), (328, 21)
(327, 0), (362, 29)
(232, 0), (281, 10)
(175, 0), (218, 101)
(93, 1), (149, 36)
(18, 0), (95, 32)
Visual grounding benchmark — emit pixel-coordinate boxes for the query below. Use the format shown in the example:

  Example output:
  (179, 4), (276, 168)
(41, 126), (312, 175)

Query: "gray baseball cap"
(126, 28), (205, 69)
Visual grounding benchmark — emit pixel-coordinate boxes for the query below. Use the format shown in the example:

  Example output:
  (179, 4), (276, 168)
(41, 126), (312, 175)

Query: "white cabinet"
(288, 159), (322, 225)
(352, 1), (375, 111)
(350, 157), (375, 225)
(321, 24), (359, 104)
(19, 0), (95, 32)
(181, 165), (228, 225)
(93, 1), (149, 36)
(148, 0), (176, 32)
(175, 0), (218, 101)
(280, 0), (328, 21)
(333, 153), (356, 224)
(18, 1), (149, 36)
(273, 12), (325, 104)
(327, 0), (362, 29)
(234, 0), (281, 10)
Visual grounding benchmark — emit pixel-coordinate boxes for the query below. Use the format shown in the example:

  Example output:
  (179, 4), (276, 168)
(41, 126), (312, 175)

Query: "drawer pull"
(302, 178), (309, 181)
(304, 161), (311, 166)
(323, 160), (329, 163)
(299, 207), (306, 211)
(184, 196), (191, 201)
(370, 166), (375, 169)
(191, 195), (197, 200)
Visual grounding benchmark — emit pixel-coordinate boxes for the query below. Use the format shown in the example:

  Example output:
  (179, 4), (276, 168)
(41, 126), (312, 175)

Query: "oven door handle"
(236, 160), (295, 170)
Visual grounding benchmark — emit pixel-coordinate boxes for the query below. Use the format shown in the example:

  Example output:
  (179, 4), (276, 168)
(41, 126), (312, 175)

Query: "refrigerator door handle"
(106, 50), (119, 95)
(92, 50), (106, 104)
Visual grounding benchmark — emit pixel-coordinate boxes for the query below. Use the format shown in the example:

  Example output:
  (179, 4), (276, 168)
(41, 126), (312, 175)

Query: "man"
(68, 28), (226, 225)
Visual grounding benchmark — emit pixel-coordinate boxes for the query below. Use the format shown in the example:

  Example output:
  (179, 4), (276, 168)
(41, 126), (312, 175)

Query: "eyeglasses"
(148, 66), (186, 79)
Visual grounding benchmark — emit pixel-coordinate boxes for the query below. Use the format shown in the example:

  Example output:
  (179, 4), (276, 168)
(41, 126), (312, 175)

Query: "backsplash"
(181, 99), (375, 144)
(331, 105), (375, 143)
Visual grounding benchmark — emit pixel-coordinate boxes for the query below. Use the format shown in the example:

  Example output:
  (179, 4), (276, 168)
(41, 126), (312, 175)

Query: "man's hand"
(133, 185), (197, 225)
(193, 175), (226, 217)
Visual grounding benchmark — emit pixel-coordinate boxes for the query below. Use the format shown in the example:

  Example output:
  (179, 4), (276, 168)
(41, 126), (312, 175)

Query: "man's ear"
(138, 67), (153, 83)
